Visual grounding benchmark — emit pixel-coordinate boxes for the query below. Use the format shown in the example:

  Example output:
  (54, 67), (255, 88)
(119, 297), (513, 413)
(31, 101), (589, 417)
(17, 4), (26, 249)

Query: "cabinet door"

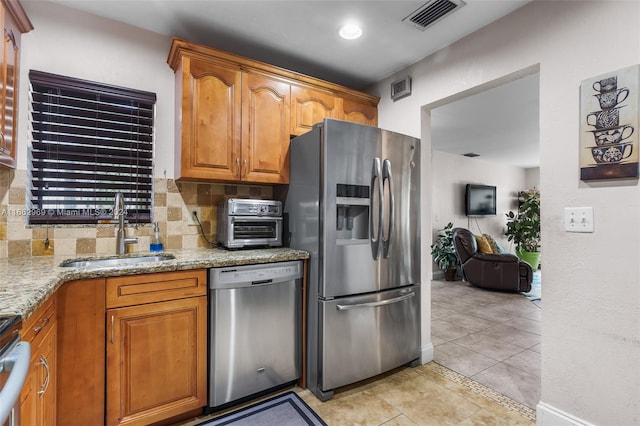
(290, 85), (339, 136)
(20, 296), (57, 426)
(106, 296), (207, 426)
(341, 98), (378, 127)
(36, 327), (56, 426)
(179, 57), (242, 181)
(19, 352), (37, 426)
(0, 7), (19, 168)
(241, 72), (290, 183)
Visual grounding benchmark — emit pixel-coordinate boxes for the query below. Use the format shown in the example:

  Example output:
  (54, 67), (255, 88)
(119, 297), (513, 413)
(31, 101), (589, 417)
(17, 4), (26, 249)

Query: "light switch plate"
(564, 207), (594, 233)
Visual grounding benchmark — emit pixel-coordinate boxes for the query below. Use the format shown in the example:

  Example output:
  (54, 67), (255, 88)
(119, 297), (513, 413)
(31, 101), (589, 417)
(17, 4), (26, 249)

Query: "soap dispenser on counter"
(150, 222), (164, 252)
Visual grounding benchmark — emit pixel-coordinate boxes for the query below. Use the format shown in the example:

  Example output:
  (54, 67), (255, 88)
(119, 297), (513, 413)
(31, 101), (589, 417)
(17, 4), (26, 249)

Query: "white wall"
(525, 167), (540, 191)
(18, 2), (175, 178)
(432, 150), (526, 252)
(373, 1), (640, 425)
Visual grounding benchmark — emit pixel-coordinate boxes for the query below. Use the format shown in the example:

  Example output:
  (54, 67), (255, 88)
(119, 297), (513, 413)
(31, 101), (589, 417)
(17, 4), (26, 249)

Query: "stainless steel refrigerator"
(285, 118), (420, 401)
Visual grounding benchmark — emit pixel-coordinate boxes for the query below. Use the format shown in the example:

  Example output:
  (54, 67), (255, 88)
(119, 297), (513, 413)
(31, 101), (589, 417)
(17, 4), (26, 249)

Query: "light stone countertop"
(0, 247), (309, 320)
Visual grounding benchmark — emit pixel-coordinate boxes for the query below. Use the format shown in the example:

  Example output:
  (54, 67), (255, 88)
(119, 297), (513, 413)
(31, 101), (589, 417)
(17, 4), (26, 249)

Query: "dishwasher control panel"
(209, 260), (303, 289)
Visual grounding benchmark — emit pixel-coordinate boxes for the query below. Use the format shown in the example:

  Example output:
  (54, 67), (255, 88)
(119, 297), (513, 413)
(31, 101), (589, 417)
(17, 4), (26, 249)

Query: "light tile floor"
(431, 278), (542, 410)
(179, 363), (535, 426)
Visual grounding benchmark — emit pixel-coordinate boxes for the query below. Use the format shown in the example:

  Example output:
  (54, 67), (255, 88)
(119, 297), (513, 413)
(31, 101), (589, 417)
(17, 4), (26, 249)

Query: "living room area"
(429, 72), (541, 412)
(429, 152), (542, 412)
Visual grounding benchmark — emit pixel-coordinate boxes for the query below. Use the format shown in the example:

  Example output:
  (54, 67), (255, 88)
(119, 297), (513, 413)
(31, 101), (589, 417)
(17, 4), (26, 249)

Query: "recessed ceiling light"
(339, 22), (362, 40)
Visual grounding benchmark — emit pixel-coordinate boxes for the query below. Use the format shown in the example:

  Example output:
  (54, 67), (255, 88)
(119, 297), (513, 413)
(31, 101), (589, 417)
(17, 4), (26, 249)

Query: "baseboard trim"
(537, 401), (595, 426)
(420, 342), (434, 364)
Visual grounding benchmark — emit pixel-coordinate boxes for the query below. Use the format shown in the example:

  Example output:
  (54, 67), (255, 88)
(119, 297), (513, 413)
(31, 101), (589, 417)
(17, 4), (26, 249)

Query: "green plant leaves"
(430, 222), (459, 271)
(505, 191), (540, 252)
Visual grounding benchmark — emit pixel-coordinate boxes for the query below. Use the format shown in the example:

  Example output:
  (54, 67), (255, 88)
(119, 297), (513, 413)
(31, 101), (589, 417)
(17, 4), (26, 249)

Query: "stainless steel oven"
(0, 316), (29, 426)
(217, 199), (282, 249)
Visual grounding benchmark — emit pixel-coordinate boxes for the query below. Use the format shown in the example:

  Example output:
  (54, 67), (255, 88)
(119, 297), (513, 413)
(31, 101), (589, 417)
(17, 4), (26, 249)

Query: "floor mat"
(197, 392), (326, 426)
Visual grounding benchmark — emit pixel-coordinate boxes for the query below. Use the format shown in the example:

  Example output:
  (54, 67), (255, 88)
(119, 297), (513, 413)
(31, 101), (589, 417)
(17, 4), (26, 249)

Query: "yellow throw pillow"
(475, 234), (493, 254)
(483, 234), (501, 254)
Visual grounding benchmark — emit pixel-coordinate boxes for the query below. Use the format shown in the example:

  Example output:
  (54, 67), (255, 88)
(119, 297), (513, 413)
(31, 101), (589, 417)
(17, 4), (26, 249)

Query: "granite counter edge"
(2, 249), (309, 321)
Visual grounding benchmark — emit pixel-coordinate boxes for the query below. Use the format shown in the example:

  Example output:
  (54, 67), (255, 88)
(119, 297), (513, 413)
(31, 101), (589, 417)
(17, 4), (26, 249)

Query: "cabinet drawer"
(106, 269), (207, 308)
(21, 295), (56, 345)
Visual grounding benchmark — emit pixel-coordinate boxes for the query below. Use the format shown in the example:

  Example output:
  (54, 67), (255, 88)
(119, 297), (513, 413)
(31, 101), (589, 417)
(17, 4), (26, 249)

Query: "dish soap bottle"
(150, 222), (163, 252)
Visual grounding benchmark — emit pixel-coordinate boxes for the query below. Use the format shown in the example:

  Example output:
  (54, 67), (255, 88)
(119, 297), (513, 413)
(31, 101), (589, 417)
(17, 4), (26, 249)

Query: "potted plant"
(430, 222), (459, 281)
(505, 190), (540, 269)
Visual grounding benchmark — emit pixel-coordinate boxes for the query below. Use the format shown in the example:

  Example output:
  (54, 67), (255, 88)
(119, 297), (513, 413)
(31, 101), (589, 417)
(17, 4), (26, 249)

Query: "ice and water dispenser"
(335, 184), (369, 241)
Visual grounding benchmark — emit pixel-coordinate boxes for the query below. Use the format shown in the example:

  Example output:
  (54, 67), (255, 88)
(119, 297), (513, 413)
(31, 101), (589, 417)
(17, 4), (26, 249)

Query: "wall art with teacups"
(580, 65), (640, 180)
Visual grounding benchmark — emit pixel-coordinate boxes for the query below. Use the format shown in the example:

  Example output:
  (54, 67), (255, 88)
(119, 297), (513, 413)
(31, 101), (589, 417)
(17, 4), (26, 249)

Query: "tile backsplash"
(0, 168), (273, 258)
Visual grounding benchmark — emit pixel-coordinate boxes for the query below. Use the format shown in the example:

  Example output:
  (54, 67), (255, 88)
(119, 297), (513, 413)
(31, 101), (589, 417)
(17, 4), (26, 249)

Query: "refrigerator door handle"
(382, 159), (394, 259)
(370, 158), (383, 260)
(336, 292), (415, 310)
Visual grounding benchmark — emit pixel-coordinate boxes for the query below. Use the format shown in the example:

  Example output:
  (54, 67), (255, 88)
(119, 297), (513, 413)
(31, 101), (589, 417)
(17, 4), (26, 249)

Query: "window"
(28, 70), (156, 224)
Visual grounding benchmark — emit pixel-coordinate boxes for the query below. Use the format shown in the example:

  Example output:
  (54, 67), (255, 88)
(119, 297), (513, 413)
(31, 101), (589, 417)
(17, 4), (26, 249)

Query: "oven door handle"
(0, 341), (31, 425)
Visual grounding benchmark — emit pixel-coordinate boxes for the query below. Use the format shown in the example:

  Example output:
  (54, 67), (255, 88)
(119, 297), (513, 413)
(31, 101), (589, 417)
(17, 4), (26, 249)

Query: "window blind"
(28, 70), (156, 224)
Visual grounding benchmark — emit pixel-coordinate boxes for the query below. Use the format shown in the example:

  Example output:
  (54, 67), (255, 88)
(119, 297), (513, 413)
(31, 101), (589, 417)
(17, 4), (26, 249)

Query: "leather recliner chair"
(452, 228), (532, 293)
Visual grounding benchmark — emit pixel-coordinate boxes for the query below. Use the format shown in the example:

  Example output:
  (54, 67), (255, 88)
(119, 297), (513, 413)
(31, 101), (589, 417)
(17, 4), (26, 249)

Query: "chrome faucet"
(113, 192), (138, 255)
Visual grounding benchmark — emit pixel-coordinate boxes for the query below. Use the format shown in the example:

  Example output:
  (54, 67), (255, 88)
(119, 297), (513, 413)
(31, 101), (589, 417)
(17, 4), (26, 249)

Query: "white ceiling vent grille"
(403, 0), (466, 31)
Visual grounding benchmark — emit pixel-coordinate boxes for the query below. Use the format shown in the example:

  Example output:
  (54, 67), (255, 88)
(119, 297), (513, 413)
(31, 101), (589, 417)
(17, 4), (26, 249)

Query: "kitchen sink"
(59, 254), (176, 268)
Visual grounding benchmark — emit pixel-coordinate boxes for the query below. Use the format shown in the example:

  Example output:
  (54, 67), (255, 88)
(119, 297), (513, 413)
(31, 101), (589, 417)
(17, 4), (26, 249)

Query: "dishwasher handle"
(0, 341), (31, 425)
(210, 261), (303, 289)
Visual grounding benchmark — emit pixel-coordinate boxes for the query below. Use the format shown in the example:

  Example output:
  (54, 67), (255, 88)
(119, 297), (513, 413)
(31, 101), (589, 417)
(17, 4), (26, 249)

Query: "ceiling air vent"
(403, 0), (466, 31)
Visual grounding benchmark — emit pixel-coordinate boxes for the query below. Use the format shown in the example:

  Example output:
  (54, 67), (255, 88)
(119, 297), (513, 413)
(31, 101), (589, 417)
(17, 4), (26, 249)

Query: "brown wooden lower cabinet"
(20, 324), (56, 426)
(26, 261), (311, 425)
(105, 296), (207, 426)
(56, 269), (208, 426)
(20, 294), (57, 426)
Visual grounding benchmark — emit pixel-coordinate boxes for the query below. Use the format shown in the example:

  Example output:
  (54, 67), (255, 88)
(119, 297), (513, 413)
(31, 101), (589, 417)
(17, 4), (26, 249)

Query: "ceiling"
(431, 73), (540, 168)
(42, 0), (530, 90)
(37, 0), (538, 167)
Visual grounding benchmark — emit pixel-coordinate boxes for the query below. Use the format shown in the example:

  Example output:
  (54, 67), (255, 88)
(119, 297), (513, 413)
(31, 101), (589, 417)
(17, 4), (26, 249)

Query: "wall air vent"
(403, 0), (466, 31)
(390, 76), (412, 101)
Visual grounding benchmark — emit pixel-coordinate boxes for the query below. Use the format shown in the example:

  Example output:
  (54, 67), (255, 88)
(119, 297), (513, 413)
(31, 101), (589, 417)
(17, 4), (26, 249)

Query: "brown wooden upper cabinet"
(242, 72), (291, 183)
(341, 97), (378, 127)
(0, 0), (32, 169)
(168, 38), (379, 183)
(172, 57), (290, 183)
(290, 85), (339, 136)
(177, 57), (242, 182)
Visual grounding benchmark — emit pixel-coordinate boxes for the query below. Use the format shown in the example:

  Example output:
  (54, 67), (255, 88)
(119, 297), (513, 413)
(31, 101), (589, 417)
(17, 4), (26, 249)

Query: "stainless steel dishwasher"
(208, 260), (303, 408)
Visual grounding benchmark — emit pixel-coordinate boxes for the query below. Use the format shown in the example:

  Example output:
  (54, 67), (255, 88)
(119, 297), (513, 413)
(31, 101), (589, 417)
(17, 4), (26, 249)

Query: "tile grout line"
(425, 362), (536, 421)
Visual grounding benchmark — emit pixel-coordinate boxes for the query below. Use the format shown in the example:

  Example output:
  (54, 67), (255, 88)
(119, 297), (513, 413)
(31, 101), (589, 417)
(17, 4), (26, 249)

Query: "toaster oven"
(216, 199), (282, 249)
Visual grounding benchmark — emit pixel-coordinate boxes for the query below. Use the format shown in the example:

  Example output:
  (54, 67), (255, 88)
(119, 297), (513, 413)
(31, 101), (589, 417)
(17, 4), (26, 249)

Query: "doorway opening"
(424, 66), (542, 409)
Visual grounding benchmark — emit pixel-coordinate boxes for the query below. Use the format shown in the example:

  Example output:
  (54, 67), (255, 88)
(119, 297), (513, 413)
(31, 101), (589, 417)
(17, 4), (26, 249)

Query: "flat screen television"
(465, 184), (497, 217)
